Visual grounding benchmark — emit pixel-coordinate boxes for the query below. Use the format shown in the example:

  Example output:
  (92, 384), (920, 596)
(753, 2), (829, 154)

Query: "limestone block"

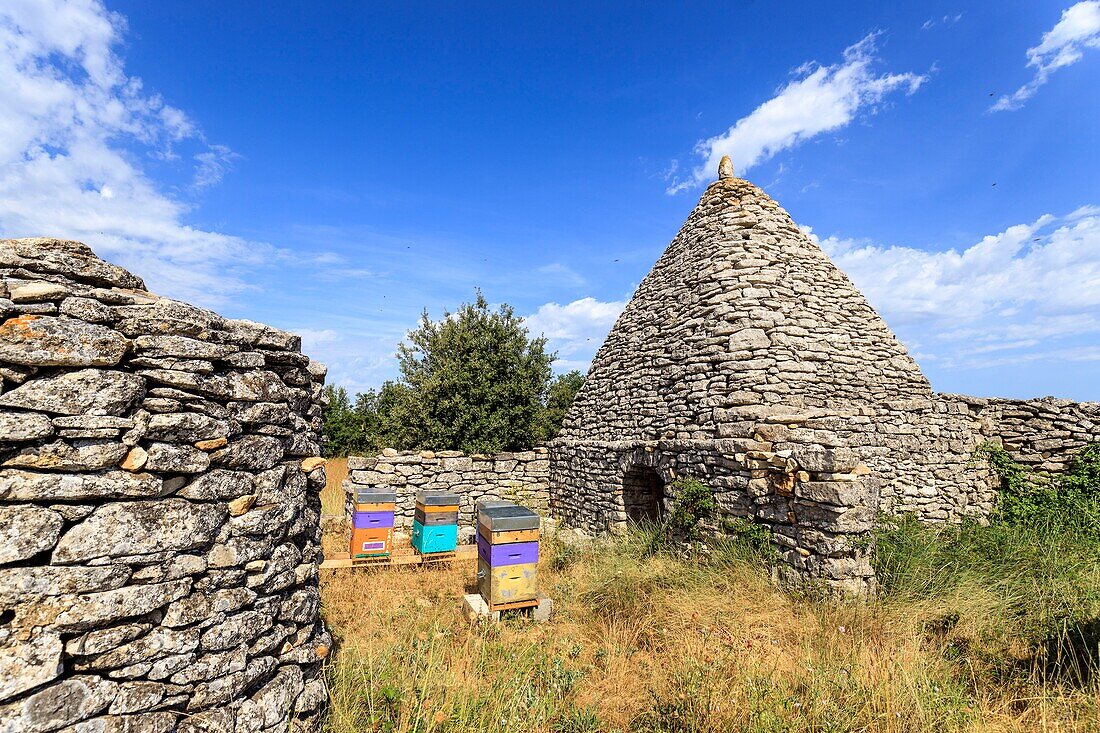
(144, 442), (210, 474)
(3, 441), (128, 472)
(210, 436), (283, 471)
(53, 500), (224, 564)
(0, 369), (144, 415)
(0, 565), (130, 607)
(0, 315), (129, 366)
(145, 413), (229, 443)
(17, 579), (192, 632)
(0, 505), (63, 565)
(0, 411), (54, 442)
(0, 631), (63, 703)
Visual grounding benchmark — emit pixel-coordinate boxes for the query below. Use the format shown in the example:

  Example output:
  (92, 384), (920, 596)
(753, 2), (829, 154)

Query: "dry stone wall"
(343, 449), (549, 539)
(0, 239), (330, 733)
(963, 396), (1099, 474)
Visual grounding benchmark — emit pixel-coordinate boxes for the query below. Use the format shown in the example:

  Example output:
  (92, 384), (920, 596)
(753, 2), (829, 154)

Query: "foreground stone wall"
(0, 239), (329, 732)
(343, 449), (549, 536)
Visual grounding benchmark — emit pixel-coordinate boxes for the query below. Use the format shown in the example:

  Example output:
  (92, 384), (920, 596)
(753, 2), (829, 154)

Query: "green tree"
(538, 370), (585, 441)
(321, 385), (358, 456)
(391, 291), (555, 453)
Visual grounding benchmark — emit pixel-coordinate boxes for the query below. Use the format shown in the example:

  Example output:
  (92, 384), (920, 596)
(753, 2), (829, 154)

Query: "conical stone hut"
(549, 159), (999, 593)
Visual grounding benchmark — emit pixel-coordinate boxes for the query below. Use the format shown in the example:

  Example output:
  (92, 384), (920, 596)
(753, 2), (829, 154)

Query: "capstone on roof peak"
(718, 155), (735, 180)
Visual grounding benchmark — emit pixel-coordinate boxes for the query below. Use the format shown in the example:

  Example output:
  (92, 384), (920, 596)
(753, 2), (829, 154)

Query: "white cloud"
(536, 263), (586, 288)
(992, 1), (1100, 111)
(0, 0), (262, 307)
(192, 144), (241, 191)
(808, 206), (1100, 369)
(296, 328), (341, 351)
(921, 14), (963, 31)
(669, 33), (926, 193)
(524, 297), (625, 369)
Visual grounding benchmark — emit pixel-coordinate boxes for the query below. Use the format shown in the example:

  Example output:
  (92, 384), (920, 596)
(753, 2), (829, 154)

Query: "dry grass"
(317, 475), (1100, 732)
(321, 457), (348, 517)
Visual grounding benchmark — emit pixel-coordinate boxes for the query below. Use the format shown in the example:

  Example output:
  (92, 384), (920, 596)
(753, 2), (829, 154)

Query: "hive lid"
(416, 490), (460, 506)
(478, 504), (539, 531)
(355, 489), (396, 504)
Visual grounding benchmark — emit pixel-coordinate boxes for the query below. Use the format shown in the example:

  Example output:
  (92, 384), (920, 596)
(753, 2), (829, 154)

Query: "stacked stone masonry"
(0, 239), (330, 733)
(342, 449), (549, 541)
(550, 165), (1097, 595)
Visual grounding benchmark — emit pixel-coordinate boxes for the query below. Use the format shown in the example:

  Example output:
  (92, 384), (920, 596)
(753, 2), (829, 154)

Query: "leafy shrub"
(665, 477), (716, 538)
(978, 440), (1100, 538)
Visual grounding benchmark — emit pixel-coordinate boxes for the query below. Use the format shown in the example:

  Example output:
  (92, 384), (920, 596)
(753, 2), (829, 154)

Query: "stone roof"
(559, 159), (932, 443)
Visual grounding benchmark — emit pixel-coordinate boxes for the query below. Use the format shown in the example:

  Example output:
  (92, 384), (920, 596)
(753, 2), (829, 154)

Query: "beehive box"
(476, 503), (540, 608)
(411, 491), (460, 554)
(350, 489), (396, 558)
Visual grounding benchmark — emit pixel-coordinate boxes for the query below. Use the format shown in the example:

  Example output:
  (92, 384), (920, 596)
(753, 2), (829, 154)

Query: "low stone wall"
(962, 395), (1099, 474)
(0, 239), (329, 732)
(342, 448), (549, 536)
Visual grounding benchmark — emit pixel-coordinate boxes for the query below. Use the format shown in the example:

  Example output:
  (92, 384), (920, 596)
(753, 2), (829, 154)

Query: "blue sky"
(1, 1), (1098, 400)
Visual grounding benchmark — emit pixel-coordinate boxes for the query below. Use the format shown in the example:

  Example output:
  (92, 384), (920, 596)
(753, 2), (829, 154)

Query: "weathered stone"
(119, 447), (148, 472)
(0, 369), (143, 415)
(60, 297), (113, 323)
(162, 587), (255, 628)
(300, 457), (325, 472)
(170, 645), (247, 685)
(0, 631), (62, 703)
(143, 443), (210, 474)
(227, 494), (255, 516)
(176, 709), (234, 733)
(9, 281), (70, 303)
(107, 682), (168, 716)
(0, 239), (143, 290)
(229, 402), (289, 425)
(0, 315), (129, 366)
(67, 624), (152, 657)
(0, 241), (327, 723)
(200, 610), (272, 651)
(3, 441), (128, 472)
(53, 500), (225, 564)
(177, 470), (254, 501)
(135, 370), (227, 399)
(0, 411), (54, 442)
(0, 505), (63, 565)
(0, 470), (162, 502)
(16, 580), (191, 633)
(0, 675), (118, 732)
(65, 711), (177, 733)
(278, 588), (319, 624)
(225, 371), (287, 402)
(129, 554), (206, 584)
(0, 565), (130, 607)
(131, 335), (235, 359)
(52, 416), (134, 430)
(74, 627), (200, 671)
(194, 437), (227, 451)
(145, 413), (229, 443)
(210, 436), (283, 471)
(249, 665), (303, 728)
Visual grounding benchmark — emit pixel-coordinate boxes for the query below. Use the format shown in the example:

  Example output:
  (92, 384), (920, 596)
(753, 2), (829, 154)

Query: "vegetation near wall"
(323, 291), (583, 456)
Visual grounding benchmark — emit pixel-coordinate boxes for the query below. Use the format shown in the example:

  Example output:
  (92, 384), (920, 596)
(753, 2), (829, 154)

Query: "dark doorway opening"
(622, 466), (664, 523)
